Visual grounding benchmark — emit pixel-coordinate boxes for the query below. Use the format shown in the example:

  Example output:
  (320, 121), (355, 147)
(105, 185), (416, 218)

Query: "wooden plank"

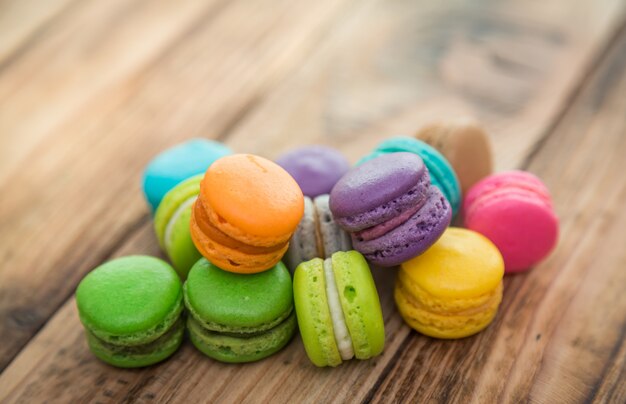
(0, 0), (223, 181)
(0, 0), (76, 64)
(1, 1), (625, 403)
(225, 0), (626, 169)
(0, 0), (358, 370)
(368, 21), (626, 403)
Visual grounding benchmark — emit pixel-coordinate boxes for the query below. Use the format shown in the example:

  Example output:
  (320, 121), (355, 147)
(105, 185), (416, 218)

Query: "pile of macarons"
(75, 118), (559, 369)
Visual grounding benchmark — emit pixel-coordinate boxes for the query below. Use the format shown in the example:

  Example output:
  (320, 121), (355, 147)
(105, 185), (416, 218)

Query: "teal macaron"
(154, 174), (203, 279)
(75, 256), (184, 368)
(293, 251), (385, 367)
(357, 136), (462, 216)
(184, 259), (296, 363)
(142, 138), (232, 213)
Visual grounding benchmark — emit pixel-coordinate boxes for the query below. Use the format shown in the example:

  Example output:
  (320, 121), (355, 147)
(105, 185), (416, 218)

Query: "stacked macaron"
(184, 259), (297, 362)
(350, 120), (558, 339)
(183, 154), (304, 361)
(190, 154), (304, 273)
(76, 124), (559, 368)
(357, 136), (462, 216)
(330, 152), (452, 267)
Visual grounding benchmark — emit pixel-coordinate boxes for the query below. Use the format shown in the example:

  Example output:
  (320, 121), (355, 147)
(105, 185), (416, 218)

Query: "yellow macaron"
(394, 227), (504, 339)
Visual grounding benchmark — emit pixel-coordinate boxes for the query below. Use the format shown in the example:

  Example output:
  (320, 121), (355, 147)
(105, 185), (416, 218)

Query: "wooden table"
(1, 0), (625, 402)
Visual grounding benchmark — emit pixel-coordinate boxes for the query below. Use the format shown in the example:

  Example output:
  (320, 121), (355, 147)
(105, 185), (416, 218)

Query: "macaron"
(283, 194), (352, 272)
(275, 146), (350, 198)
(415, 119), (493, 193)
(463, 171), (559, 273)
(395, 227), (504, 339)
(76, 256), (184, 367)
(184, 259), (296, 363)
(330, 153), (452, 267)
(142, 138), (232, 213)
(293, 251), (385, 367)
(190, 154), (304, 273)
(357, 136), (462, 216)
(154, 175), (203, 279)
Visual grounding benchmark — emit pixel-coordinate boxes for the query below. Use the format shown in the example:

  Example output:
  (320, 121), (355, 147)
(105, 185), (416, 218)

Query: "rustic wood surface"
(0, 0), (625, 402)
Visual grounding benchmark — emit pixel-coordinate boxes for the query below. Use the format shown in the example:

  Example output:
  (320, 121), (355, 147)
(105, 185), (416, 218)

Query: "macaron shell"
(202, 154), (304, 242)
(275, 146), (350, 197)
(331, 251), (384, 359)
(395, 228), (504, 338)
(142, 139), (231, 212)
(76, 256), (183, 345)
(416, 121), (493, 193)
(154, 174), (203, 249)
(167, 206), (202, 278)
(464, 170), (552, 213)
(284, 197), (319, 271)
(397, 269), (499, 313)
(352, 187), (452, 267)
(184, 259), (293, 333)
(465, 194), (558, 272)
(376, 137), (461, 208)
(330, 152), (427, 217)
(314, 195), (352, 256)
(293, 258), (342, 367)
(154, 174), (203, 278)
(86, 318), (184, 368)
(189, 208), (288, 273)
(463, 171), (558, 272)
(360, 137), (462, 216)
(187, 313), (296, 363)
(394, 282), (502, 339)
(400, 227), (504, 298)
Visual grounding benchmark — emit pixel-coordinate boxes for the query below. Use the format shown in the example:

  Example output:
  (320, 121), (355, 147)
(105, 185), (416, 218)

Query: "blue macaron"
(142, 138), (232, 213)
(357, 136), (461, 216)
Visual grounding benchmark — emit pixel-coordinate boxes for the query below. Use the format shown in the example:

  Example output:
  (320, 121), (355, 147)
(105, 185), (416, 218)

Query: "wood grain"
(0, 0), (625, 402)
(0, 0), (223, 181)
(226, 0), (625, 170)
(0, 0), (76, 65)
(0, 0), (357, 370)
(369, 24), (626, 402)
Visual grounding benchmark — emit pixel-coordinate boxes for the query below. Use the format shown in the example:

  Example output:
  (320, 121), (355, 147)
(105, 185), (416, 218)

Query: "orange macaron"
(190, 154), (304, 273)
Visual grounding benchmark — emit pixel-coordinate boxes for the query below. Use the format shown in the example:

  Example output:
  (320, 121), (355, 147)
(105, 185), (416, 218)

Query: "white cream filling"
(323, 258), (354, 360)
(165, 197), (197, 251)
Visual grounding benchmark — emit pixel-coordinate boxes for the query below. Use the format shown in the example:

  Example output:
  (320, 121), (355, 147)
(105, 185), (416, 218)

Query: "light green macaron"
(154, 174), (203, 279)
(293, 250), (385, 367)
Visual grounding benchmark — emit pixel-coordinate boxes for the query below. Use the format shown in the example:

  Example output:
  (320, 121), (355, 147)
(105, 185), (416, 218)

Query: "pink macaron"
(463, 171), (558, 273)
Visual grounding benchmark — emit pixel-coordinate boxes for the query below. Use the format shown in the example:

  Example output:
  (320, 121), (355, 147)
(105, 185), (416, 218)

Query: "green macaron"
(154, 174), (203, 279)
(293, 250), (385, 367)
(75, 256), (184, 368)
(184, 259), (296, 363)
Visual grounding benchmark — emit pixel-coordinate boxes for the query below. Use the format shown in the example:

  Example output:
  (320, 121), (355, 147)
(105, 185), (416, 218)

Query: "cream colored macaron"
(415, 119), (493, 194)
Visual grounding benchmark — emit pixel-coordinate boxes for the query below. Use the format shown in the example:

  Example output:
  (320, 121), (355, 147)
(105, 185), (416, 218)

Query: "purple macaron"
(275, 146), (350, 197)
(329, 152), (451, 267)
